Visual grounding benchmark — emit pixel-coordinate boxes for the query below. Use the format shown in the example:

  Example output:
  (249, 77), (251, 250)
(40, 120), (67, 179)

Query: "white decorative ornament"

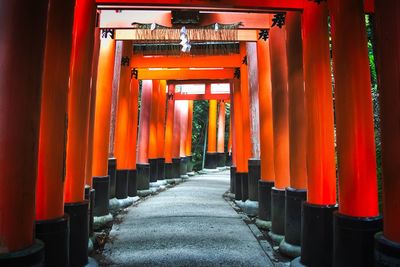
(150, 22), (156, 31)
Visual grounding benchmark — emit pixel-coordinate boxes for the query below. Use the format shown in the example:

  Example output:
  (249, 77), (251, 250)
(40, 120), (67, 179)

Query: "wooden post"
(373, 0), (400, 264)
(205, 98), (218, 169)
(329, 0), (382, 265)
(217, 100), (226, 167)
(172, 100), (182, 177)
(0, 0), (48, 263)
(186, 100), (194, 172)
(164, 84), (175, 178)
(156, 80), (167, 180)
(179, 100), (189, 175)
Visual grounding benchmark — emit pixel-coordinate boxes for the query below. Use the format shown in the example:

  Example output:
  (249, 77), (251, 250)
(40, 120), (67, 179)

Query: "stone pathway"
(100, 170), (274, 266)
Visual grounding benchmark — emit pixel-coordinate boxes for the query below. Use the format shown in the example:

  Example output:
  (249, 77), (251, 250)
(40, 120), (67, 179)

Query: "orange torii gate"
(4, 1), (400, 267)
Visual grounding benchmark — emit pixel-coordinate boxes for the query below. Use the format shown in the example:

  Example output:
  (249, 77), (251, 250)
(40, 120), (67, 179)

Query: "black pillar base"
(89, 188), (95, 236)
(136, 163), (150, 190)
(248, 159), (260, 201)
(226, 153), (232, 166)
(35, 215), (69, 267)
(165, 163), (174, 179)
(172, 158), (181, 178)
(375, 232), (400, 266)
(235, 171), (243, 200)
(230, 166), (237, 193)
(149, 158), (158, 183)
(187, 156), (193, 172)
(157, 158), (165, 180)
(217, 152), (226, 167)
(271, 187), (286, 237)
(284, 188), (307, 246)
(258, 180), (274, 221)
(115, 170), (128, 199)
(241, 172), (249, 201)
(127, 169), (137, 197)
(204, 152), (218, 169)
(297, 202), (338, 267)
(92, 176), (110, 217)
(64, 201), (89, 267)
(333, 212), (382, 267)
(108, 158), (117, 199)
(180, 157), (188, 175)
(0, 239), (44, 267)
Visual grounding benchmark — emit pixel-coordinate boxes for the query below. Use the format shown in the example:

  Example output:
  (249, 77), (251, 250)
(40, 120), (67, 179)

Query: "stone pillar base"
(258, 180), (274, 222)
(230, 166), (236, 193)
(149, 158), (158, 183)
(157, 158), (166, 180)
(248, 158), (260, 201)
(136, 163), (150, 190)
(180, 157), (188, 176)
(35, 215), (69, 267)
(108, 158), (117, 199)
(0, 239), (44, 266)
(217, 152), (226, 167)
(333, 212), (382, 267)
(92, 176), (110, 217)
(270, 187), (285, 244)
(172, 158), (181, 178)
(127, 169), (137, 197)
(115, 170), (128, 199)
(204, 152), (218, 169)
(375, 232), (400, 267)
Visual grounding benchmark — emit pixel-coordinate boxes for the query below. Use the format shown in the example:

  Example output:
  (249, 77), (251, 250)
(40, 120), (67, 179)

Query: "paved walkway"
(101, 170), (273, 266)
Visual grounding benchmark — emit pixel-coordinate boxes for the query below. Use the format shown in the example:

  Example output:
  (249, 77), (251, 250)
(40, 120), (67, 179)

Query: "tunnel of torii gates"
(0, 0), (400, 267)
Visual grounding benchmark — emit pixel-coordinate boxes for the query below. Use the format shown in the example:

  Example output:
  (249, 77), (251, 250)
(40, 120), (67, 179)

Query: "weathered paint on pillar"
(137, 80), (152, 164)
(246, 42), (261, 159)
(36, 0), (75, 221)
(91, 35), (116, 177)
(375, 0), (400, 242)
(233, 79), (245, 172)
(65, 0), (97, 203)
(207, 99), (218, 153)
(85, 26), (101, 186)
(180, 100), (189, 157)
(303, 1), (336, 205)
(257, 39), (275, 183)
(164, 85), (175, 163)
(240, 42), (252, 169)
(172, 101), (182, 159)
(157, 80), (167, 159)
(185, 100), (194, 156)
(0, 0), (48, 252)
(269, 26), (290, 190)
(126, 78), (140, 169)
(286, 12), (307, 190)
(114, 41), (133, 170)
(217, 100), (226, 153)
(148, 80), (160, 160)
(329, 0), (379, 217)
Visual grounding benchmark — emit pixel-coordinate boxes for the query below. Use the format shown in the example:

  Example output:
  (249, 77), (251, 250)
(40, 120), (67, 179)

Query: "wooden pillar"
(156, 80), (167, 179)
(127, 79), (140, 171)
(180, 100), (189, 175)
(114, 41), (133, 170)
(295, 2), (338, 266)
(148, 80), (160, 182)
(329, 0), (382, 265)
(136, 80), (152, 189)
(217, 100), (226, 167)
(0, 0), (48, 260)
(256, 37), (276, 224)
(172, 100), (182, 177)
(205, 97), (218, 169)
(373, 0), (400, 264)
(34, 1), (74, 265)
(91, 34), (116, 177)
(64, 1), (97, 266)
(269, 23), (290, 241)
(185, 100), (194, 157)
(279, 11), (308, 257)
(64, 0), (96, 203)
(164, 84), (175, 178)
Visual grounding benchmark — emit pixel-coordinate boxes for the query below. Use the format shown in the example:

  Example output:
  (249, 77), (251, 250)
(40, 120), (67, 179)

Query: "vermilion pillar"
(329, 0), (382, 265)
(180, 100), (189, 175)
(186, 100), (194, 172)
(156, 80), (167, 180)
(137, 80), (152, 190)
(230, 89), (237, 194)
(280, 11), (307, 258)
(268, 24), (290, 243)
(164, 84), (175, 179)
(172, 100), (182, 177)
(35, 0), (75, 265)
(205, 98), (218, 169)
(257, 38), (276, 226)
(148, 80), (160, 182)
(126, 78), (140, 197)
(0, 1), (48, 264)
(293, 2), (338, 266)
(64, 1), (96, 266)
(374, 1), (400, 264)
(114, 41), (132, 199)
(232, 78), (245, 201)
(217, 100), (226, 167)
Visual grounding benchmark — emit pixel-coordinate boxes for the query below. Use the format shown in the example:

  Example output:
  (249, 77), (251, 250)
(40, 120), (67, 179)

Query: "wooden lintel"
(137, 68), (234, 80)
(174, 93), (230, 101)
(168, 79), (230, 85)
(131, 54), (241, 68)
(115, 29), (258, 41)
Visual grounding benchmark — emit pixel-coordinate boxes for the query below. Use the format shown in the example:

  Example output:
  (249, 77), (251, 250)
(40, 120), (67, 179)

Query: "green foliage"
(191, 100), (208, 171)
